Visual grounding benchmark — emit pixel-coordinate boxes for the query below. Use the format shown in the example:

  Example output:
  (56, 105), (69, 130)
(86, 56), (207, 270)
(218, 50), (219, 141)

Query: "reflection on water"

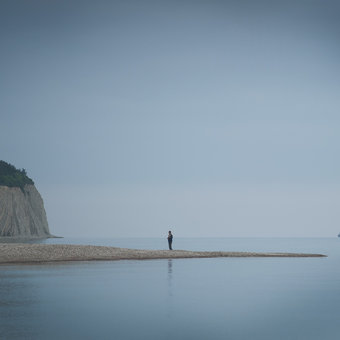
(168, 259), (173, 296)
(0, 269), (41, 339)
(168, 259), (172, 276)
(0, 238), (339, 339)
(166, 259), (174, 325)
(168, 259), (172, 284)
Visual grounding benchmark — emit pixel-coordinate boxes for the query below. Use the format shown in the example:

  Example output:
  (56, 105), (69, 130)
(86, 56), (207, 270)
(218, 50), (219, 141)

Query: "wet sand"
(0, 243), (326, 264)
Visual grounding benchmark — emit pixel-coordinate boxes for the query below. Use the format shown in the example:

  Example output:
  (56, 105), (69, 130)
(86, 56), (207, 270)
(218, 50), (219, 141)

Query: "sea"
(0, 237), (339, 340)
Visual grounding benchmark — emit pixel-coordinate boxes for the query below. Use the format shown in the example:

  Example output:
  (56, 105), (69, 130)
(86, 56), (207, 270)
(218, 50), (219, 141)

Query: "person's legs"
(168, 240), (172, 250)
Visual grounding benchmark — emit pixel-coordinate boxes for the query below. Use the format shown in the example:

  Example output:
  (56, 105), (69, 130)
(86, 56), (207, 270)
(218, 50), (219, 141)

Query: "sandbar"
(0, 243), (326, 264)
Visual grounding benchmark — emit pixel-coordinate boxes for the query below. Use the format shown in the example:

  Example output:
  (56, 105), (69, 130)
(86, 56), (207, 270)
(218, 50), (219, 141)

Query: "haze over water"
(2, 0), (340, 239)
(1, 237), (339, 340)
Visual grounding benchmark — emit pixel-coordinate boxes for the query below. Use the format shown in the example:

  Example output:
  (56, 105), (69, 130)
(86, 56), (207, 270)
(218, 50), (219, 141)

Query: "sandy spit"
(0, 244), (327, 264)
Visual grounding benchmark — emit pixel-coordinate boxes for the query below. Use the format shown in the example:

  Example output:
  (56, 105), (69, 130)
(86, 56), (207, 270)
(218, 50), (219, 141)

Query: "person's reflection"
(166, 259), (174, 332)
(168, 259), (173, 297)
(168, 259), (173, 275)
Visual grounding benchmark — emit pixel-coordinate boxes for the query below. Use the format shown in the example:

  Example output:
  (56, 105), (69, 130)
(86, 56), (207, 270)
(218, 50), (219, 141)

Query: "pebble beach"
(0, 243), (326, 264)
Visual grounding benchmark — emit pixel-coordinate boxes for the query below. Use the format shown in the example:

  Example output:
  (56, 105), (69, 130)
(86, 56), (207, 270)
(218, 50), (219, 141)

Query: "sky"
(1, 0), (340, 238)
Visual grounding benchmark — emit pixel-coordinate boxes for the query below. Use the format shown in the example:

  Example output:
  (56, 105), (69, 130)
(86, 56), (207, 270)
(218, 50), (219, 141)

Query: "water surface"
(0, 238), (339, 339)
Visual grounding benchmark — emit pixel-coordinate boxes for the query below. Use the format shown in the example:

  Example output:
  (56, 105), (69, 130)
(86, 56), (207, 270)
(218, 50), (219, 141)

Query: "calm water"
(0, 238), (339, 340)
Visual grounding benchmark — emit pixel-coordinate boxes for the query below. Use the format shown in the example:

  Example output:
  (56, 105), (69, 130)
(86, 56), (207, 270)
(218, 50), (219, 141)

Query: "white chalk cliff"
(0, 184), (51, 238)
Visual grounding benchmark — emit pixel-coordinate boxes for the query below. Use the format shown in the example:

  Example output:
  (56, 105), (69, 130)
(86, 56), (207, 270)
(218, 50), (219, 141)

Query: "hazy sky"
(1, 0), (339, 237)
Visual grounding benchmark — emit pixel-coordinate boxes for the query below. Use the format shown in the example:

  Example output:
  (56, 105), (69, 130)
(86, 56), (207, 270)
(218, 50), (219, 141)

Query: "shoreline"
(0, 244), (327, 265)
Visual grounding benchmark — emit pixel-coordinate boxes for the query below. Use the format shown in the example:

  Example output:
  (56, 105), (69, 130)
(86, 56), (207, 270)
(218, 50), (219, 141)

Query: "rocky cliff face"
(0, 184), (51, 238)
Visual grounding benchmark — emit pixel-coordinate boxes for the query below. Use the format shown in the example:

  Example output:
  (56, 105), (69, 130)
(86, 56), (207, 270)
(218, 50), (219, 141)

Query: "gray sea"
(0, 237), (339, 340)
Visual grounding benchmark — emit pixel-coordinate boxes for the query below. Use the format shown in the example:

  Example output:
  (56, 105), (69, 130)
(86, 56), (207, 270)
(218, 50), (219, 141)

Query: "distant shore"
(0, 244), (327, 264)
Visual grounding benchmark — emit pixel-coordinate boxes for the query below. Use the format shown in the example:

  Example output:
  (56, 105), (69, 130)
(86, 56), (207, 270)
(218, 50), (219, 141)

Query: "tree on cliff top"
(0, 160), (34, 191)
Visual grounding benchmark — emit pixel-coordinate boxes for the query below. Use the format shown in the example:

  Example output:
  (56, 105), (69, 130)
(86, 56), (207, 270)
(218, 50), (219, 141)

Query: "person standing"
(167, 231), (173, 250)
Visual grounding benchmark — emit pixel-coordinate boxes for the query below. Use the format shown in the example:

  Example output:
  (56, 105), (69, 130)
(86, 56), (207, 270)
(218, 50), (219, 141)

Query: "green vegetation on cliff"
(0, 160), (34, 191)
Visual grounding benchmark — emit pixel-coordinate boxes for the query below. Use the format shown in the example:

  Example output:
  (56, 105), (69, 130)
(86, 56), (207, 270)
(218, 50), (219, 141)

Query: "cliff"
(0, 184), (51, 238)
